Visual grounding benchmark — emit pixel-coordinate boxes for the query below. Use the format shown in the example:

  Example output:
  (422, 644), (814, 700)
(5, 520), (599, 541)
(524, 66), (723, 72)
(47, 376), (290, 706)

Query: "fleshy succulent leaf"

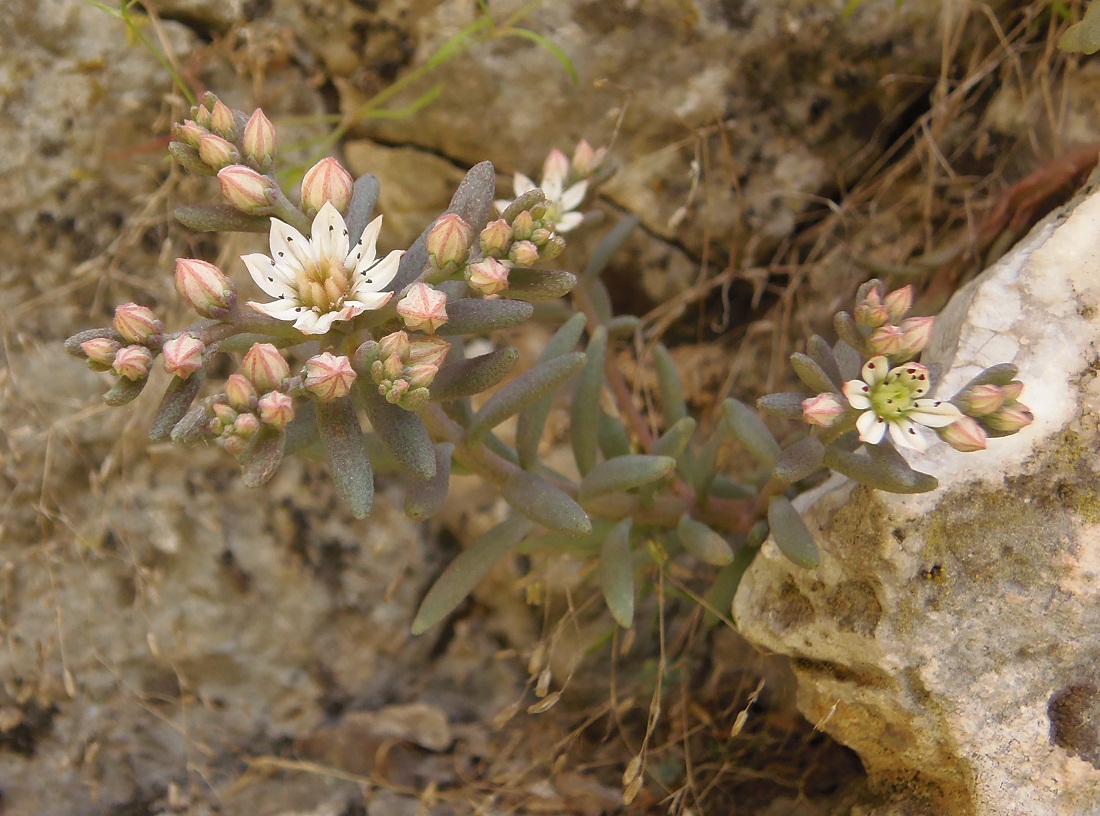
(598, 413), (632, 460)
(149, 374), (204, 442)
(766, 496), (820, 569)
(773, 436), (826, 484)
(240, 426), (286, 488)
(404, 443), (454, 520)
(571, 327), (608, 475)
(790, 352), (838, 395)
(468, 352), (586, 442)
(359, 385), (436, 480)
(756, 392), (808, 420)
(103, 377), (146, 406)
(676, 513), (735, 566)
(722, 398), (780, 470)
(317, 395), (374, 518)
(822, 445), (938, 493)
(703, 544), (756, 627)
(174, 204), (271, 233)
(653, 343), (687, 426)
(343, 173), (381, 242)
(578, 454), (677, 501)
(599, 518), (635, 628)
(584, 214), (640, 280)
(430, 347), (519, 402)
(501, 470), (591, 535)
(505, 268), (577, 302)
(436, 299), (534, 335)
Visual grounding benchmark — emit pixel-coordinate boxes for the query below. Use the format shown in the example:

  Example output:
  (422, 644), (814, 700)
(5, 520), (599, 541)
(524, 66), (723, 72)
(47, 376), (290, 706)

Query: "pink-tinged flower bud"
(303, 352), (357, 402)
(193, 101), (213, 129)
(511, 210), (535, 241)
(802, 393), (845, 428)
(399, 387), (431, 411)
(162, 334), (205, 379)
(1002, 380), (1025, 401)
(572, 140), (607, 178)
(867, 324), (904, 356)
(404, 362), (439, 390)
(541, 235), (566, 261)
(258, 391), (295, 429)
(854, 287), (887, 329)
(882, 286), (913, 323)
(529, 227), (554, 246)
(937, 415), (988, 452)
(175, 258), (236, 317)
(300, 157), (353, 214)
(509, 240), (539, 266)
(240, 343), (290, 392)
(218, 165), (275, 213)
(984, 404), (1034, 433)
(197, 133), (240, 170)
(381, 353), (405, 382)
(225, 373), (257, 411)
(220, 433), (249, 456)
(242, 109), (277, 165)
(543, 148), (570, 185)
(377, 331), (411, 364)
(958, 384), (1005, 417)
(212, 402), (238, 427)
(112, 345), (153, 381)
(895, 316), (935, 358)
(407, 336), (451, 369)
(209, 99), (237, 139)
(173, 120), (205, 149)
(381, 379), (410, 405)
(397, 283), (448, 333)
(233, 412), (260, 438)
(467, 257), (510, 296)
(479, 218), (513, 257)
(81, 337), (122, 369)
(113, 302), (163, 344)
(426, 214), (474, 272)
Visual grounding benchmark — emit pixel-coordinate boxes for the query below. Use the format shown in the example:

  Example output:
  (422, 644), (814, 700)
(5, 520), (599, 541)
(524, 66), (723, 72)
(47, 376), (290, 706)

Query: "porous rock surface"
(734, 182), (1100, 814)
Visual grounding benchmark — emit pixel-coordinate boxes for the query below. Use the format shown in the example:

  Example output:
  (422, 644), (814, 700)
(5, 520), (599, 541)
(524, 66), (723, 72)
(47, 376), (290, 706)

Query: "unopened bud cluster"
(208, 343), (294, 455)
(938, 376), (1033, 452)
(354, 331), (450, 412)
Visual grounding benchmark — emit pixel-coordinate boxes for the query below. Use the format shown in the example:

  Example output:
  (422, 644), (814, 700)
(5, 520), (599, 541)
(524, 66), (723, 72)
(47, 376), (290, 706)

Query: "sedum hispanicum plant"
(66, 94), (1033, 633)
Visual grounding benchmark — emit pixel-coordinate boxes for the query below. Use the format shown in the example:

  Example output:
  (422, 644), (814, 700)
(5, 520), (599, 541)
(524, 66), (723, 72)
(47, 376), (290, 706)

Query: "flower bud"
(112, 345), (153, 381)
(895, 316), (935, 358)
(113, 302), (163, 344)
(225, 373), (257, 411)
(937, 415), (988, 452)
(220, 433), (250, 457)
(541, 235), (566, 261)
(381, 379), (410, 405)
(801, 393), (845, 428)
(543, 148), (570, 185)
(242, 109), (277, 166)
(399, 387), (431, 412)
(1001, 380), (1025, 402)
(984, 405), (1034, 433)
(219, 165), (276, 213)
(197, 133), (240, 170)
(81, 337), (122, 370)
(381, 353), (405, 382)
(193, 101), (213, 129)
(397, 283), (448, 333)
(404, 362), (439, 390)
(854, 287), (887, 329)
(958, 384), (1005, 417)
(572, 140), (607, 178)
(212, 402), (238, 428)
(303, 353), (357, 402)
(240, 343), (290, 392)
(508, 240), (539, 266)
(407, 337), (451, 369)
(173, 120), (205, 149)
(426, 214), (474, 272)
(377, 331), (411, 364)
(300, 157), (353, 214)
(529, 227), (554, 246)
(233, 412), (260, 439)
(511, 210), (535, 241)
(175, 258), (236, 317)
(209, 99), (237, 140)
(882, 286), (913, 323)
(867, 324), (904, 357)
(258, 391), (295, 429)
(479, 218), (513, 257)
(467, 257), (510, 296)
(162, 334), (205, 379)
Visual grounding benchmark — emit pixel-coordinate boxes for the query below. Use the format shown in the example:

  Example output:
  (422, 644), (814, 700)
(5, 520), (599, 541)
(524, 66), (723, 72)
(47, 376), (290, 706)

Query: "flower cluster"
(354, 331), (450, 411)
(937, 374), (1033, 452)
(495, 141), (605, 234)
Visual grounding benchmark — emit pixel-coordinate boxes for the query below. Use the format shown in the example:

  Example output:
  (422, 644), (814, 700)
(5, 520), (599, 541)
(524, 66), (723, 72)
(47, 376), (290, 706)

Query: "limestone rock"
(734, 183), (1100, 813)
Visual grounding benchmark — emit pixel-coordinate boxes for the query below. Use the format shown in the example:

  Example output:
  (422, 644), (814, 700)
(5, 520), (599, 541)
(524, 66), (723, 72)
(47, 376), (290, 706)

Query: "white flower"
(494, 148), (588, 233)
(842, 356), (962, 452)
(243, 201), (402, 335)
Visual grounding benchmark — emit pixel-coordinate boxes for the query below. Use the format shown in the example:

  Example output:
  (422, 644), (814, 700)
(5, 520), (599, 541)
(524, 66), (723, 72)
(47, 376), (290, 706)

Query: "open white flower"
(243, 201), (402, 335)
(495, 149), (588, 233)
(842, 356), (962, 452)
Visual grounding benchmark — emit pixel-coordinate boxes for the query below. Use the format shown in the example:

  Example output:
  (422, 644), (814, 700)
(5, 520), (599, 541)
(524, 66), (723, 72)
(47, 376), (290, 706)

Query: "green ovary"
(871, 382), (915, 419)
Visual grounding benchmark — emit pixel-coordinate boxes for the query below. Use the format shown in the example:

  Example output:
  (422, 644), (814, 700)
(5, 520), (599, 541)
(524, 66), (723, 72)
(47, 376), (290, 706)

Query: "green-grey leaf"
(504, 268), (577, 302)
(170, 400), (211, 444)
(587, 278), (614, 324)
(501, 470), (591, 535)
(653, 416), (696, 461)
(359, 385), (436, 480)
(1059, 2), (1100, 54)
(773, 436), (826, 484)
(599, 518), (635, 628)
(284, 399), (319, 455)
(722, 398), (780, 469)
(708, 475), (756, 500)
(653, 342), (687, 426)
(571, 327), (607, 475)
(103, 376), (146, 406)
(579, 454), (677, 501)
(468, 352), (586, 442)
(756, 392), (807, 420)
(607, 315), (640, 337)
(317, 396), (374, 518)
(790, 352), (838, 395)
(174, 203), (270, 233)
(703, 544), (756, 627)
(501, 188), (546, 223)
(446, 160), (496, 234)
(676, 514), (734, 566)
(822, 445), (937, 494)
(598, 413), (632, 460)
(404, 443), (454, 521)
(149, 373), (204, 442)
(833, 338), (863, 381)
(954, 363), (1018, 393)
(430, 347), (518, 402)
(344, 174), (381, 241)
(584, 214), (640, 280)
(436, 299), (534, 335)
(241, 426), (286, 488)
(833, 312), (866, 356)
(807, 334), (843, 389)
(411, 514), (534, 634)
(767, 496), (819, 568)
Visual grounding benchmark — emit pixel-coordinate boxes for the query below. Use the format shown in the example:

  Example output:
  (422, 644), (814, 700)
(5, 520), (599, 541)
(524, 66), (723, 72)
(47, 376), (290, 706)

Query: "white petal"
(888, 418), (928, 452)
(493, 198), (513, 214)
(292, 309), (325, 334)
(555, 212), (585, 233)
(909, 399), (963, 428)
(349, 214), (384, 272)
(559, 180), (588, 212)
(348, 291), (393, 312)
(855, 410), (887, 444)
(312, 201), (350, 265)
(843, 379), (873, 410)
(861, 356), (888, 386)
(513, 173), (537, 198)
(353, 250), (402, 295)
(248, 300), (300, 320)
(269, 218), (313, 269)
(333, 302), (366, 322)
(242, 253), (298, 298)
